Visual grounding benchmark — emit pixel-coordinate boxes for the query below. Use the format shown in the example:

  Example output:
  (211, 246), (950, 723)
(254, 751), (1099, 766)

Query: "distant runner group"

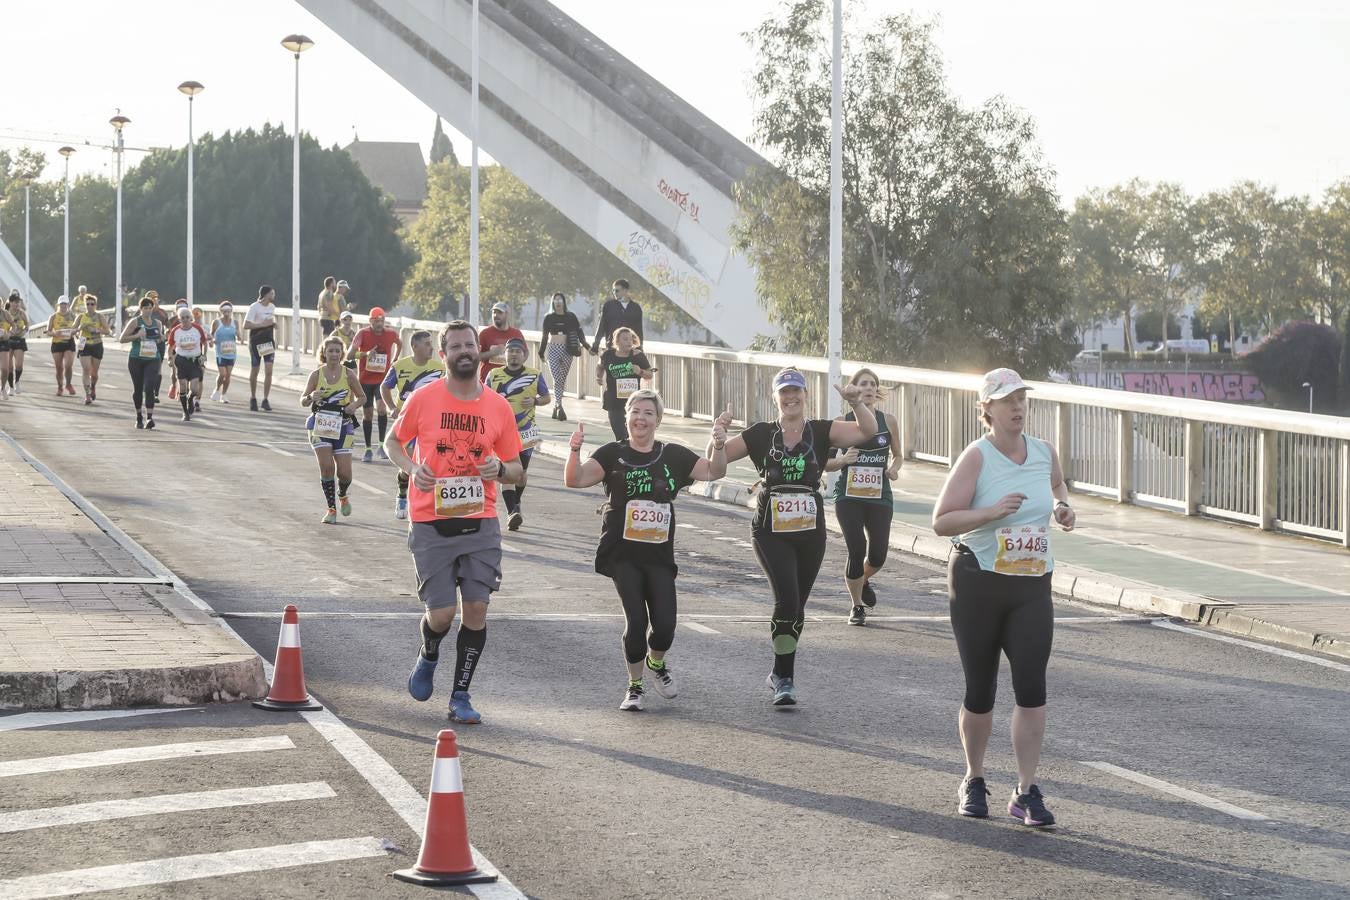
(8, 277), (1074, 828)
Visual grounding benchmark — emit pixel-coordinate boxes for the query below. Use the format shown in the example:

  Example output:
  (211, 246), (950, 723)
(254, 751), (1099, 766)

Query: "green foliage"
(0, 174), (114, 302)
(733, 1), (1074, 375)
(0, 148), (45, 202)
(430, 117), (457, 166)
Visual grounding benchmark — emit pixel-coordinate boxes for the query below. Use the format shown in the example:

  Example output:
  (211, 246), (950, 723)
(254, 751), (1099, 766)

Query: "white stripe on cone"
(278, 623), (300, 648)
(430, 757), (464, 794)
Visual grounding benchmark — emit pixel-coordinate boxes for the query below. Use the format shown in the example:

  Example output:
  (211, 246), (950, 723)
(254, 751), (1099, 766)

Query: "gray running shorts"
(407, 517), (503, 609)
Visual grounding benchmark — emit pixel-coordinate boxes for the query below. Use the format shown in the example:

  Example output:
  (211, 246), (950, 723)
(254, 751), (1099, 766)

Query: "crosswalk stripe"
(0, 782), (336, 833)
(0, 736), (295, 779)
(1082, 762), (1269, 821)
(0, 708), (200, 733)
(0, 836), (387, 899)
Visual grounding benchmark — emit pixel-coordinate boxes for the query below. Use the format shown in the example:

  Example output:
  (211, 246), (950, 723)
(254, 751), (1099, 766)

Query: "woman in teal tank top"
(932, 368), (1075, 828)
(824, 368), (902, 626)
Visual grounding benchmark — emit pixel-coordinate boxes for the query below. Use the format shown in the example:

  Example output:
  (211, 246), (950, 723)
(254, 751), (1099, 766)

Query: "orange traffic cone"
(391, 729), (497, 886)
(252, 604), (322, 711)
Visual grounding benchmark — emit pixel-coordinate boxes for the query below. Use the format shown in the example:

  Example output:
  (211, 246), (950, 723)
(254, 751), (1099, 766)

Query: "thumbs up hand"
(570, 421), (586, 452)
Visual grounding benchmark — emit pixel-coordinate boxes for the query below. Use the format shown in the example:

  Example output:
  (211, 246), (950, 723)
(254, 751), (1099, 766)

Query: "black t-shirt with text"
(600, 350), (650, 411)
(589, 440), (699, 576)
(739, 419), (832, 534)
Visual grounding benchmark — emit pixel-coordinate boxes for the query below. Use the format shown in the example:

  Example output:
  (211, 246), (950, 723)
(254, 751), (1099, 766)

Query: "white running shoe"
(619, 681), (644, 711)
(394, 498), (408, 520)
(645, 660), (678, 699)
(209, 388), (220, 402)
(220, 395), (231, 404)
(11, 383), (19, 395)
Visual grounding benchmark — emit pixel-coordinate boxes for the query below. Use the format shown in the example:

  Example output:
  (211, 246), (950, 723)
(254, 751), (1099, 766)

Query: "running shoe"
(209, 388), (220, 402)
(145, 417), (156, 430)
(848, 605), (867, 626)
(766, 673), (796, 706)
(619, 681), (644, 711)
(958, 777), (990, 818)
(339, 495), (352, 517)
(56, 388), (64, 397)
(376, 447), (388, 461)
(1009, 785), (1056, 827)
(449, 690), (482, 724)
(12, 383), (19, 396)
(645, 659), (677, 699)
(89, 387), (96, 401)
(66, 384), (76, 396)
(220, 396), (231, 404)
(181, 411), (190, 422)
(136, 413), (144, 430)
(507, 511), (523, 531)
(260, 398), (272, 412)
(249, 397), (258, 411)
(861, 581), (877, 608)
(394, 498), (408, 520)
(321, 508), (337, 525)
(362, 448), (374, 463)
(407, 653), (437, 701)
(84, 395), (93, 406)
(194, 399), (201, 413)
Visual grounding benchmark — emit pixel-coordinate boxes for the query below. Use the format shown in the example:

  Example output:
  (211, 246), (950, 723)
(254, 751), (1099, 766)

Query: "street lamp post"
(469, 0), (480, 326)
(23, 181), (32, 303)
(110, 113), (130, 335)
(1303, 381), (1313, 415)
(58, 146), (75, 299)
(178, 81), (204, 306)
(281, 34), (313, 374)
(826, 0), (843, 416)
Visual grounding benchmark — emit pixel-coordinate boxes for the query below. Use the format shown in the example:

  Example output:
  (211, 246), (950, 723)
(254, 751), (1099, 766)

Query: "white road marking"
(259, 443), (295, 458)
(683, 622), (721, 635)
(0, 708), (200, 733)
(351, 479), (385, 495)
(1151, 620), (1350, 673)
(1082, 761), (1269, 821)
(0, 736), (295, 779)
(0, 837), (388, 899)
(0, 782), (336, 834)
(192, 417), (222, 429)
(301, 709), (525, 900)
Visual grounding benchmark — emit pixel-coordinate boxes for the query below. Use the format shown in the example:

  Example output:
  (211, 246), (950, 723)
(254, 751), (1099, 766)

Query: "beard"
(450, 353), (478, 381)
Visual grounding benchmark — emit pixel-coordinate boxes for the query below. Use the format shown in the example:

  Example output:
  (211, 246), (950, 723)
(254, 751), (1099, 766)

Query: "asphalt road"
(2, 349), (1349, 899)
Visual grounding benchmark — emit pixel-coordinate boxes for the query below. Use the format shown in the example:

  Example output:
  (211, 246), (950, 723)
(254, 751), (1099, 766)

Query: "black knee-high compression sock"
(421, 616), (451, 661)
(377, 413), (388, 443)
(363, 419), (373, 448)
(13, 368), (21, 386)
(454, 625), (487, 692)
(770, 617), (805, 678)
(338, 477), (351, 498)
(321, 477), (336, 509)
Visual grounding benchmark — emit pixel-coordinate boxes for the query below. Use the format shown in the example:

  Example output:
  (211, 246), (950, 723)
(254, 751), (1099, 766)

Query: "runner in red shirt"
(345, 306), (402, 462)
(386, 320), (523, 725)
(477, 302), (524, 382)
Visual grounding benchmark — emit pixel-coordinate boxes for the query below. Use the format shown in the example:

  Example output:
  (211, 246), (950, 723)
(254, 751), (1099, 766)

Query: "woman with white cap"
(721, 367), (874, 706)
(932, 368), (1075, 827)
(210, 301), (239, 403)
(47, 296), (79, 396)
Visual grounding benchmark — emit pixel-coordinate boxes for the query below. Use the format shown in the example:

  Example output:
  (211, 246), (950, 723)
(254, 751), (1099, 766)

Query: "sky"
(3, 0), (1347, 205)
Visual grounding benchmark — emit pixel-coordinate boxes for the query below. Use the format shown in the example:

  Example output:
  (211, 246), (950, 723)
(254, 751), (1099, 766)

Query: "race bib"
(367, 351), (389, 372)
(313, 411), (343, 440)
(176, 333), (201, 356)
(434, 476), (485, 518)
(769, 493), (817, 533)
(993, 525), (1050, 577)
(519, 423), (540, 448)
(217, 340), (236, 356)
(52, 328), (73, 340)
(256, 341), (274, 357)
(138, 340), (158, 359)
(623, 500), (672, 543)
(845, 466), (884, 499)
(615, 377), (639, 399)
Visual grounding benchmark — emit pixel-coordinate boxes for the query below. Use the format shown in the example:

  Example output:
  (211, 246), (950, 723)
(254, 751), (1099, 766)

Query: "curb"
(534, 436), (1350, 661)
(0, 429), (268, 711)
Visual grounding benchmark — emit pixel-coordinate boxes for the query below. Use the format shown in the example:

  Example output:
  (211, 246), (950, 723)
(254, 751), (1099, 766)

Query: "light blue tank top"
(961, 435), (1055, 574)
(214, 322), (238, 359)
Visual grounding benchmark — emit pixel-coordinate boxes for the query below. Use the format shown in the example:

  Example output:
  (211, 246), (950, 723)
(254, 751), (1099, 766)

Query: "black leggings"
(128, 358), (161, 411)
(835, 500), (892, 579)
(606, 404), (627, 441)
(947, 549), (1053, 714)
(752, 526), (827, 679)
(611, 560), (677, 665)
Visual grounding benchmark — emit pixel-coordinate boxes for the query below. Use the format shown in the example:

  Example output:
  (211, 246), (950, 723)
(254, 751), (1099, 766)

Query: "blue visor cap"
(772, 369), (808, 391)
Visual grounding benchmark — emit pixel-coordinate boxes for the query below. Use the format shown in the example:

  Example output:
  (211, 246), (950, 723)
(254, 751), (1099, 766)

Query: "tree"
(430, 117), (457, 166)
(733, 2), (1073, 374)
(1245, 321), (1340, 412)
(404, 159), (471, 318)
(0, 170), (118, 304)
(0, 148), (45, 204)
(117, 125), (411, 309)
(1308, 180), (1350, 407)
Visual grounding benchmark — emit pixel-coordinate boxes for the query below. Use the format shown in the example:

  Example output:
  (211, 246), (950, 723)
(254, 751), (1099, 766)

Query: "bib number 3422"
(434, 476), (485, 518)
(993, 525), (1049, 576)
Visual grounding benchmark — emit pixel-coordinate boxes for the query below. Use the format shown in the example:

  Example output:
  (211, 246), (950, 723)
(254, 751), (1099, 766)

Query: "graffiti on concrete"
(657, 178), (701, 223)
(1120, 371), (1266, 403)
(613, 230), (713, 316)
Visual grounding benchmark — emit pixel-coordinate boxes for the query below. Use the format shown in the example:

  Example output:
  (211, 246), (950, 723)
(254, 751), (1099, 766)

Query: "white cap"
(979, 368), (1031, 403)
(56, 294), (70, 305)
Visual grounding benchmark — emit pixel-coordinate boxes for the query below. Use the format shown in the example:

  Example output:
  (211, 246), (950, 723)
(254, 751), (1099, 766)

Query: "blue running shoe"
(1009, 785), (1056, 827)
(407, 654), (437, 702)
(766, 673), (797, 706)
(449, 690), (482, 724)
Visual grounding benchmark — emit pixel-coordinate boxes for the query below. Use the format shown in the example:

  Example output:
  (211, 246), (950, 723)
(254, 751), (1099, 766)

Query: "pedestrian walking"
(589, 278), (643, 354)
(539, 291), (584, 421)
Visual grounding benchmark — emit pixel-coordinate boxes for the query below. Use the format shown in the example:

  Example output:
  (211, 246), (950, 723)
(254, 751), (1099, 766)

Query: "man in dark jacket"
(589, 279), (644, 354)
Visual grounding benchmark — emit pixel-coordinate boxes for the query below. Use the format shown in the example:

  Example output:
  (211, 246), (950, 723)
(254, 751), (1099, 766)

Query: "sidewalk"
(0, 432), (266, 710)
(68, 341), (1350, 662)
